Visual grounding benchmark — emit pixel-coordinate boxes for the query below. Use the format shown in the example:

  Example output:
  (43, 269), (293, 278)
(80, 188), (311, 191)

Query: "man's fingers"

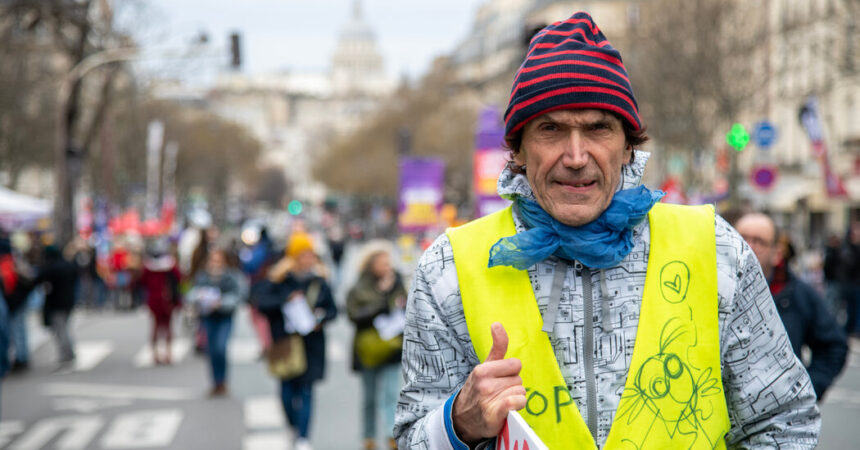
(486, 322), (509, 362)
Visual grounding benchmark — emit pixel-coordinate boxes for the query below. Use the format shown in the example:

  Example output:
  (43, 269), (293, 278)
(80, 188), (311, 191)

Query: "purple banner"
(398, 158), (445, 233)
(474, 106), (511, 218)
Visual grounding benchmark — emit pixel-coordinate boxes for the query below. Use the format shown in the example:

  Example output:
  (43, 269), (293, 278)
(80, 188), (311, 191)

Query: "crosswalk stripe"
(42, 383), (195, 401)
(73, 341), (113, 372)
(228, 339), (262, 364)
(244, 397), (285, 430)
(242, 431), (291, 450)
(133, 338), (192, 368)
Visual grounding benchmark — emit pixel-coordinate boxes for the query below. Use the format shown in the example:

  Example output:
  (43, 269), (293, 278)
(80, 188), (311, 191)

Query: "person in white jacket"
(395, 11), (819, 450)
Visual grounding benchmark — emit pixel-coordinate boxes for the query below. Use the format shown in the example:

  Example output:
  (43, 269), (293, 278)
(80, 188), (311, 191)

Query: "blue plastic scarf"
(488, 185), (665, 270)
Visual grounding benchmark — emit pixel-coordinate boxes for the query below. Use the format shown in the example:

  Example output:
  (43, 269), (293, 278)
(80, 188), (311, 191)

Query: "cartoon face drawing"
(618, 318), (722, 444)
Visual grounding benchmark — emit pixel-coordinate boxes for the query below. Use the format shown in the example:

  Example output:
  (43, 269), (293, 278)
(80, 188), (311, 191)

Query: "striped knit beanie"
(504, 12), (641, 138)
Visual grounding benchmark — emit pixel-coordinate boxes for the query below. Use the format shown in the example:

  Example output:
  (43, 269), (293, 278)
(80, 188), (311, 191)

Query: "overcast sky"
(139, 0), (485, 80)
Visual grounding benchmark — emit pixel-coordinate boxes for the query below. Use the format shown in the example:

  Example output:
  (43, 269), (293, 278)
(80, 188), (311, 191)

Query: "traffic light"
(287, 200), (303, 216)
(230, 32), (241, 69)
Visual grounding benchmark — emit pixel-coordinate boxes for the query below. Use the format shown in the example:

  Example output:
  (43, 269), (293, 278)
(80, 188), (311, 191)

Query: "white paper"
(496, 411), (548, 450)
(372, 308), (406, 340)
(281, 295), (317, 336)
(194, 286), (221, 313)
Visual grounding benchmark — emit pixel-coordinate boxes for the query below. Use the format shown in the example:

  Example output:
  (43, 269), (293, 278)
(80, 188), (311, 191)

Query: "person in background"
(0, 287), (9, 419)
(34, 245), (79, 369)
(346, 242), (407, 450)
(735, 213), (848, 400)
(824, 233), (845, 315)
(841, 221), (860, 337)
(138, 239), (182, 365)
(241, 226), (276, 355)
(188, 248), (246, 396)
(258, 233), (337, 450)
(1, 237), (31, 372)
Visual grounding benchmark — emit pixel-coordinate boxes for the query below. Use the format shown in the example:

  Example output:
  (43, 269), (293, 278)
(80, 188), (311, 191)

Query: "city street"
(0, 306), (366, 450)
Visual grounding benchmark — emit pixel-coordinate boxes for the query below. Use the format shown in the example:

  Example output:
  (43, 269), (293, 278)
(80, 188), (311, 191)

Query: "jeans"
(202, 315), (233, 385)
(361, 362), (402, 439)
(280, 379), (313, 438)
(9, 308), (29, 364)
(50, 311), (75, 363)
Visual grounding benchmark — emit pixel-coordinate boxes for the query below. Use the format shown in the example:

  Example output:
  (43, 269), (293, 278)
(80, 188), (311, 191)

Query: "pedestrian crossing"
(242, 396), (291, 450)
(26, 306), (348, 374)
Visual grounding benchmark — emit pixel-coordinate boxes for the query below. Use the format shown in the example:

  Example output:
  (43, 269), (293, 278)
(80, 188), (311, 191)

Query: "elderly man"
(735, 213), (847, 401)
(394, 12), (819, 450)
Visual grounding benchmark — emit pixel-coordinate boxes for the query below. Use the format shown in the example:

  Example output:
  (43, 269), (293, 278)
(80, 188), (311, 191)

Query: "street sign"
(726, 123), (749, 152)
(751, 165), (778, 191)
(752, 121), (778, 148)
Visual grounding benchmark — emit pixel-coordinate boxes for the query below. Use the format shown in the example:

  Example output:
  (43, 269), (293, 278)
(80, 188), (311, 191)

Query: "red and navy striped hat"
(504, 12), (641, 138)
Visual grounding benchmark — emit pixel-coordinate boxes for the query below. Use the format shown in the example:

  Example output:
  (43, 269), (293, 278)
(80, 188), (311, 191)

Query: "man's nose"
(561, 132), (589, 169)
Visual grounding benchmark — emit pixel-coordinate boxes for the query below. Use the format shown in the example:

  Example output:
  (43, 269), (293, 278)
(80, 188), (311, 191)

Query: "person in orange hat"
(257, 233), (337, 450)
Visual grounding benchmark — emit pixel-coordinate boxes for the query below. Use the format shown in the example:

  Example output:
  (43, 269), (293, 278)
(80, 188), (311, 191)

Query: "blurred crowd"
(0, 208), (412, 450)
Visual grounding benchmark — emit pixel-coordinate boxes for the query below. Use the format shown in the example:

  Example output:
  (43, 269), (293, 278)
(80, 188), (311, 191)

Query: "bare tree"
(1, 0), (134, 245)
(314, 63), (480, 205)
(628, 0), (768, 203)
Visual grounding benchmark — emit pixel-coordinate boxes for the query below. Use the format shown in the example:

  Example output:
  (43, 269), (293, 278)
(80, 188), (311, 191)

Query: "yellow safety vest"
(446, 203), (729, 449)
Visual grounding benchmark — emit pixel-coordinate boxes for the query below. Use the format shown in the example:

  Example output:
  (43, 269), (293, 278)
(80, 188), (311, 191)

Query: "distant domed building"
(331, 0), (389, 96)
(197, 0), (394, 204)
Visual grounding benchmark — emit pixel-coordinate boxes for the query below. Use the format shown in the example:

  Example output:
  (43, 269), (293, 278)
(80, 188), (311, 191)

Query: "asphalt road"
(1, 305), (366, 450)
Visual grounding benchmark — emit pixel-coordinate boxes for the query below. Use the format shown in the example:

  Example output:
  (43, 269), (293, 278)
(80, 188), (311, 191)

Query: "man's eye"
(539, 123), (559, 131)
(590, 123), (609, 131)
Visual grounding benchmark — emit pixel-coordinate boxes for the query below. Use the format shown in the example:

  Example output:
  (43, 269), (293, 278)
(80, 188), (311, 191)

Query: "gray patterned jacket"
(394, 151), (820, 449)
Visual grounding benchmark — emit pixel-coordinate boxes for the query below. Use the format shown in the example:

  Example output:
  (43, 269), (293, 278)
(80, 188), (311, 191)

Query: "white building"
(203, 0), (394, 203)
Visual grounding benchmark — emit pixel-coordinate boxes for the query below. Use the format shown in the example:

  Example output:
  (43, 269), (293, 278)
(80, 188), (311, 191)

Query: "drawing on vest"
(617, 317), (722, 448)
(659, 261), (690, 304)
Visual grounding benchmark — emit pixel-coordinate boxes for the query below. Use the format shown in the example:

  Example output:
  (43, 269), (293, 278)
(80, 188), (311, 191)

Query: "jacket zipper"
(578, 262), (598, 440)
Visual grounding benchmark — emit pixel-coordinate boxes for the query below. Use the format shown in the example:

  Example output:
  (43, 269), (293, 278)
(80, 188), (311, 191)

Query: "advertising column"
(398, 158), (445, 234)
(474, 106), (511, 218)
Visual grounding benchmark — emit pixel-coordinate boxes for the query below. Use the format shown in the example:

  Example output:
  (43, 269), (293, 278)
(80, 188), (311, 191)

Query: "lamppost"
(53, 47), (139, 247)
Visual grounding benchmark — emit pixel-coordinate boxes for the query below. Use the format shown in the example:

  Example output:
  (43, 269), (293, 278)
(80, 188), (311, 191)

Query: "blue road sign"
(753, 121), (778, 149)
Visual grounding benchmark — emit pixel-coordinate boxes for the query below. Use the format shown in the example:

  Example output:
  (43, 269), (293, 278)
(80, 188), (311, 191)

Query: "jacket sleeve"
(394, 235), (481, 450)
(800, 281), (848, 400)
(720, 238), (820, 449)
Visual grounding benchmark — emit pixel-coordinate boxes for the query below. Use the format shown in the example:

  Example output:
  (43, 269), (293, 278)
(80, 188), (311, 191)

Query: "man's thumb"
(486, 322), (508, 361)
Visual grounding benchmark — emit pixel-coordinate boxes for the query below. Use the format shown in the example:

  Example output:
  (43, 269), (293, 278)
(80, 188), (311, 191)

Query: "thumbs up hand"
(452, 322), (527, 445)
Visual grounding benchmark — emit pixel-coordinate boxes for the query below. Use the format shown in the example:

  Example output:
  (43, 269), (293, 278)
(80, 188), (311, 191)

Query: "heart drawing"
(658, 261), (691, 304)
(663, 274), (682, 294)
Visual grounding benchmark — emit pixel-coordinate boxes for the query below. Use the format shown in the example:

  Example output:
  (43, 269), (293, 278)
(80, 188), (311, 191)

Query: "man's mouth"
(559, 180), (597, 188)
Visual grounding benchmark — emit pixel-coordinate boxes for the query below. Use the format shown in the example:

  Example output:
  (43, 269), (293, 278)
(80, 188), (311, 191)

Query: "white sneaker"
(294, 438), (313, 450)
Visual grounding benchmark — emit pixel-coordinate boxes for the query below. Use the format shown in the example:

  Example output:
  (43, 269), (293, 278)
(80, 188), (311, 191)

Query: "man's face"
(735, 214), (781, 278)
(515, 109), (631, 226)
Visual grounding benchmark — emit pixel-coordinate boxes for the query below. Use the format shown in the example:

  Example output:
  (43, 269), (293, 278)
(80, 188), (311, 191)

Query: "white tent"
(0, 186), (52, 230)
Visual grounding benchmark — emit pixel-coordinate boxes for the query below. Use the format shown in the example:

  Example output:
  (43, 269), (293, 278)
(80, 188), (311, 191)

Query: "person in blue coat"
(736, 213), (848, 400)
(0, 288), (9, 419)
(257, 232), (337, 450)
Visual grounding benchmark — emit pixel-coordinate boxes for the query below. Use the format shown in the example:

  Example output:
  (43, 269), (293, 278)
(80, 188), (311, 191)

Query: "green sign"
(287, 200), (303, 215)
(726, 123), (749, 152)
